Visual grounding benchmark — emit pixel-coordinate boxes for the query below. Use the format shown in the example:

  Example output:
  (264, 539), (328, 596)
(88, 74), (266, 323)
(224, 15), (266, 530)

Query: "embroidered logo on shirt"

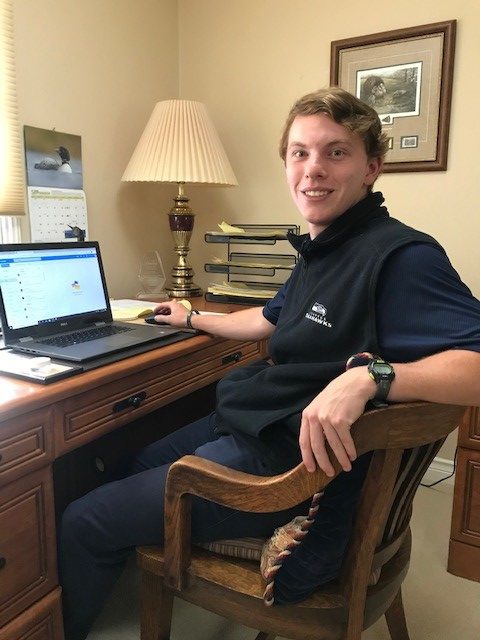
(305, 302), (332, 328)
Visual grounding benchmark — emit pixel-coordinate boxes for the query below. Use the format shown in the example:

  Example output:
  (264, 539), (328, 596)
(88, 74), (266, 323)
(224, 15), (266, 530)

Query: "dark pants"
(59, 413), (309, 640)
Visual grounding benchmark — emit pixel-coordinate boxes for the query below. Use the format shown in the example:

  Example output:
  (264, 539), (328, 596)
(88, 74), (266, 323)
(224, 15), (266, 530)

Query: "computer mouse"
(144, 314), (168, 325)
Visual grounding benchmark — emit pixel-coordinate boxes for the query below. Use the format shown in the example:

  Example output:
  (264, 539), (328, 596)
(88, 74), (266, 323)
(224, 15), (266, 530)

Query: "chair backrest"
(338, 433), (452, 638)
(381, 438), (446, 546)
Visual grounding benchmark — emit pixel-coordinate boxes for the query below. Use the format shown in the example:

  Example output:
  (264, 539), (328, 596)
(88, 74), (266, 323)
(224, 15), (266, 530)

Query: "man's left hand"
(299, 367), (375, 476)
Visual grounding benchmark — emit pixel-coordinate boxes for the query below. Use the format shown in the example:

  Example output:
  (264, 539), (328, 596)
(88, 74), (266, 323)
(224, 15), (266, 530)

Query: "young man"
(60, 88), (480, 639)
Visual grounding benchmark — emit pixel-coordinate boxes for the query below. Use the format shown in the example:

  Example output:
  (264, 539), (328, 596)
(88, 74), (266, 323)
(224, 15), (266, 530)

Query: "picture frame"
(330, 20), (456, 172)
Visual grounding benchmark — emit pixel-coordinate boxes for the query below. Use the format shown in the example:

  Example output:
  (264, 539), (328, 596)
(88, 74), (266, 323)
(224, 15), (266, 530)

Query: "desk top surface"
(0, 333), (213, 417)
(0, 300), (259, 423)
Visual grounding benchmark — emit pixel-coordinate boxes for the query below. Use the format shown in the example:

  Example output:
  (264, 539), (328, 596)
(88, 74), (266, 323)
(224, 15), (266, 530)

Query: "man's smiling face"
(285, 114), (381, 238)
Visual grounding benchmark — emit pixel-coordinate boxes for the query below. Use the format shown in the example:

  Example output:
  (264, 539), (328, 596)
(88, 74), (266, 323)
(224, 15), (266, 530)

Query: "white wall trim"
(422, 455), (455, 487)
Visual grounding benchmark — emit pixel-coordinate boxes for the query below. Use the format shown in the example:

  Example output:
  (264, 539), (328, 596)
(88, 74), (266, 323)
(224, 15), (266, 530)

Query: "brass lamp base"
(165, 183), (203, 298)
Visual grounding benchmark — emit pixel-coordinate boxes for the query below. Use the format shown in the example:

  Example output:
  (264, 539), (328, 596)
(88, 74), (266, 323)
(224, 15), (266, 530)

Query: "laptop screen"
(0, 242), (110, 335)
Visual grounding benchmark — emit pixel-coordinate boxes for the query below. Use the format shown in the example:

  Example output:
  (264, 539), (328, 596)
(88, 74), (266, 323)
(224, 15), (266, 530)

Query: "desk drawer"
(0, 408), (54, 486)
(450, 447), (480, 547)
(0, 588), (63, 640)
(458, 406), (480, 450)
(0, 467), (57, 628)
(56, 339), (266, 453)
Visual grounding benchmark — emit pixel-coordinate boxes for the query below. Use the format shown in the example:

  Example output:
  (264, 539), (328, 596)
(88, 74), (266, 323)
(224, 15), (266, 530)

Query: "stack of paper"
(212, 257), (295, 269)
(207, 221), (287, 239)
(207, 282), (278, 299)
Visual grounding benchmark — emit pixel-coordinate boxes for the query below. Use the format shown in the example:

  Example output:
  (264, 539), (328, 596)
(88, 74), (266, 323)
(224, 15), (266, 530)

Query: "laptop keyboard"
(38, 325), (134, 348)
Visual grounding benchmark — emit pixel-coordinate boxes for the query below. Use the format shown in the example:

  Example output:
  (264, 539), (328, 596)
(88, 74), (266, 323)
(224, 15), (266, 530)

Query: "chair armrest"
(166, 455), (332, 514)
(163, 455), (331, 592)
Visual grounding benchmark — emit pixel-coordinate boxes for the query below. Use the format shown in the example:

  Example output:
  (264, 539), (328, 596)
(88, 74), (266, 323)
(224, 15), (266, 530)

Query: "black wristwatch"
(367, 357), (395, 407)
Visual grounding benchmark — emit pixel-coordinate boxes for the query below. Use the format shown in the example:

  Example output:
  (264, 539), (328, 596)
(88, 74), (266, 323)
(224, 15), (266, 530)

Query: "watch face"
(375, 362), (392, 375)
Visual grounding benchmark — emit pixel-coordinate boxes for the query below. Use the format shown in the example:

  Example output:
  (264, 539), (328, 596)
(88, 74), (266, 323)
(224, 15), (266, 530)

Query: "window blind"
(0, 0), (25, 216)
(0, 214), (21, 242)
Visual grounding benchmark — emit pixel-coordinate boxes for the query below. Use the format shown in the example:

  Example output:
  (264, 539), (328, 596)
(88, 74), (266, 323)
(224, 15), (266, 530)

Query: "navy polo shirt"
(263, 242), (480, 359)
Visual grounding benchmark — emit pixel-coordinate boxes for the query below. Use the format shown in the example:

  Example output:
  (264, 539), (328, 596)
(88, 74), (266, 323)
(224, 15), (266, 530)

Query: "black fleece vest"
(214, 193), (439, 454)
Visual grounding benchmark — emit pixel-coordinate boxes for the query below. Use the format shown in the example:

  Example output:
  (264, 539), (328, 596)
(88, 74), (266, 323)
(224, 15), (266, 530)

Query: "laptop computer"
(0, 241), (181, 362)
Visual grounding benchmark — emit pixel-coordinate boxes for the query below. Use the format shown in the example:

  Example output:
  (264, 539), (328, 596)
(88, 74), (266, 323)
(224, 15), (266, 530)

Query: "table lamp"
(121, 99), (238, 298)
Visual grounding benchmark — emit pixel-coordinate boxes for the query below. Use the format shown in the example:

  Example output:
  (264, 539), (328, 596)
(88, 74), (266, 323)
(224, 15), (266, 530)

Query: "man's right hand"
(153, 299), (190, 327)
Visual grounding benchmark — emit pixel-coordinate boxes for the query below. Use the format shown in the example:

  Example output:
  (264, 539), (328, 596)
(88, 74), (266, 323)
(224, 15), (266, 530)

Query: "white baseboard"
(422, 456), (455, 487)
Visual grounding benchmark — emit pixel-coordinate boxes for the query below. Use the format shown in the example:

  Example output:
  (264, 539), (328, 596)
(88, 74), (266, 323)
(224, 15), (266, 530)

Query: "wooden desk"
(0, 322), (267, 639)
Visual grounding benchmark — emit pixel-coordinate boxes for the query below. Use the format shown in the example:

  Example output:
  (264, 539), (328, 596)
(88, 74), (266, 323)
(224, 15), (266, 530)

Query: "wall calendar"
(27, 187), (88, 242)
(24, 126), (88, 242)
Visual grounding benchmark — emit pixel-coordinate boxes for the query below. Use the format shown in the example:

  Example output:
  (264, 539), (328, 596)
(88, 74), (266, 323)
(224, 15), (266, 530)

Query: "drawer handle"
(112, 391), (147, 413)
(0, 557), (6, 570)
(129, 394), (145, 409)
(222, 351), (242, 365)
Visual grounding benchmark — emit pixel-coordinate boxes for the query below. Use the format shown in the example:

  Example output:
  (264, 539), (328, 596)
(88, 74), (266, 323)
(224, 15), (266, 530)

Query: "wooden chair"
(137, 402), (465, 640)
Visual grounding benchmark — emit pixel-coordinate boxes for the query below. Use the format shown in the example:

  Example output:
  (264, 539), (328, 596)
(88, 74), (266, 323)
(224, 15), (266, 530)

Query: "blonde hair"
(279, 87), (389, 162)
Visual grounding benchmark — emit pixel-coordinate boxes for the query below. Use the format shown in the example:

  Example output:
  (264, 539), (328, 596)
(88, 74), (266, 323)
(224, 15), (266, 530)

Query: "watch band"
(185, 309), (200, 329)
(372, 378), (391, 406)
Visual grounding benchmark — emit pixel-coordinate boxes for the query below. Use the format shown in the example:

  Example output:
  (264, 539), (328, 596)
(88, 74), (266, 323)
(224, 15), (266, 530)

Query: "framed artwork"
(330, 20), (456, 172)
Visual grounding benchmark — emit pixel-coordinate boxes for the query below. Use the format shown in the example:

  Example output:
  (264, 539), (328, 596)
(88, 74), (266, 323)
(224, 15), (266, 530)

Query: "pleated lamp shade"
(121, 100), (238, 186)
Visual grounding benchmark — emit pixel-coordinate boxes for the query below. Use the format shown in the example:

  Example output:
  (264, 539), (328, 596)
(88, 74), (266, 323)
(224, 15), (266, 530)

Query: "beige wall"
(13, 0), (179, 298)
